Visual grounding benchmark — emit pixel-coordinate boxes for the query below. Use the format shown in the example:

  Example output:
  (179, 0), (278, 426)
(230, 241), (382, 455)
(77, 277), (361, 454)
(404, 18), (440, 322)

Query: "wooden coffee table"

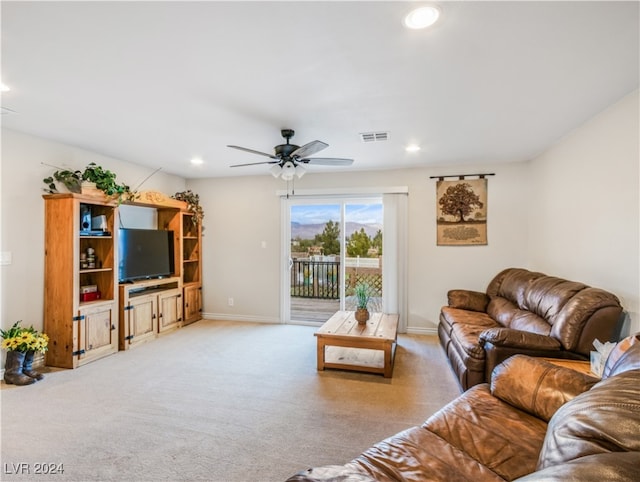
(315, 311), (399, 377)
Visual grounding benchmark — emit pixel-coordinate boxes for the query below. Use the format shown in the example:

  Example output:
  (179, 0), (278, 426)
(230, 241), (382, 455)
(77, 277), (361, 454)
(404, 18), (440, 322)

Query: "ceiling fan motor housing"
(275, 143), (300, 160)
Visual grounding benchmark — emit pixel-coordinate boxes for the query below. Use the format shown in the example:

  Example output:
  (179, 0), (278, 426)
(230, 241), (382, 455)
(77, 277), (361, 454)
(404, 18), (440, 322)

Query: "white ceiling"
(1, 1), (638, 179)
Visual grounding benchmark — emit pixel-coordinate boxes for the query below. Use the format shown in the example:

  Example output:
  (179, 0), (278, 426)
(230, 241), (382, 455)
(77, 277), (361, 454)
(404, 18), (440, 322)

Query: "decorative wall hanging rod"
(429, 173), (495, 180)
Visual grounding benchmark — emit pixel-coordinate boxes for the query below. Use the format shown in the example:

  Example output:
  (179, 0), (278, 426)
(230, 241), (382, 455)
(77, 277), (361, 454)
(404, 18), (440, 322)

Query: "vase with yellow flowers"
(1, 321), (49, 386)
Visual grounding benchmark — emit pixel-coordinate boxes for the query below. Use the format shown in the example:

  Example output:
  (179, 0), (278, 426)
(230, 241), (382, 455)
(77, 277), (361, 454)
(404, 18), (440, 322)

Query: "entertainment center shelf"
(43, 191), (203, 368)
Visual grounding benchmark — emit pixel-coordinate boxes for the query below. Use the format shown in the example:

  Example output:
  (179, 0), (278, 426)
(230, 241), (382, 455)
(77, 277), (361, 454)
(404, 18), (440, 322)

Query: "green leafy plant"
(1, 321), (49, 353)
(43, 169), (83, 194)
(81, 162), (130, 197)
(173, 190), (204, 226)
(43, 163), (130, 202)
(355, 282), (371, 310)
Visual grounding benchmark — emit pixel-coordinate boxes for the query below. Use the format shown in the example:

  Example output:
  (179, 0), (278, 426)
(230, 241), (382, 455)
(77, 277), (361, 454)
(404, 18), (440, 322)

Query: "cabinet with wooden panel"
(43, 193), (119, 368)
(118, 277), (182, 349)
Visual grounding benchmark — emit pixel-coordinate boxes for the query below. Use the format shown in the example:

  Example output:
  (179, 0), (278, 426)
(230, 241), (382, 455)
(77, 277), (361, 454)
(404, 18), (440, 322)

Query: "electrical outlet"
(0, 252), (12, 265)
(228, 297), (234, 307)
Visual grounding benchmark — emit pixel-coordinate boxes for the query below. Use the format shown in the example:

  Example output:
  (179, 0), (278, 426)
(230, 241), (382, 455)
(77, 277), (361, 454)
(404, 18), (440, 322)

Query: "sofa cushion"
(450, 322), (492, 359)
(423, 384), (547, 480)
(522, 277), (585, 324)
(491, 355), (597, 422)
(487, 268), (544, 306)
(486, 297), (518, 327)
(537, 369), (640, 470)
(347, 426), (504, 482)
(509, 310), (552, 335)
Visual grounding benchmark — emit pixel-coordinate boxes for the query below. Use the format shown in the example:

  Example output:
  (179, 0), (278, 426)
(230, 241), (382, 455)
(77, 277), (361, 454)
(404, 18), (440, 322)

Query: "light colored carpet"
(1, 320), (461, 481)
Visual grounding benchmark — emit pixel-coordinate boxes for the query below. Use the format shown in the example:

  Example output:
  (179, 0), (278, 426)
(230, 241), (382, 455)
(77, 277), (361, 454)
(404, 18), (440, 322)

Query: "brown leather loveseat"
(438, 267), (622, 390)
(287, 334), (640, 481)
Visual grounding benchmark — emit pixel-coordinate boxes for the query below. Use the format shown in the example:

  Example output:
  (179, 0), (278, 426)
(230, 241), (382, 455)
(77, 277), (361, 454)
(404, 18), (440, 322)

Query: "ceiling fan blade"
(291, 140), (328, 158)
(227, 145), (279, 159)
(301, 157), (354, 166)
(230, 160), (279, 167)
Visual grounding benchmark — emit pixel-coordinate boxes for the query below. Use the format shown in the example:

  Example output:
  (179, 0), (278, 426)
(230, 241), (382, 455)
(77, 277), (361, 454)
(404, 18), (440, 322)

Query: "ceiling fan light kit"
(228, 129), (353, 180)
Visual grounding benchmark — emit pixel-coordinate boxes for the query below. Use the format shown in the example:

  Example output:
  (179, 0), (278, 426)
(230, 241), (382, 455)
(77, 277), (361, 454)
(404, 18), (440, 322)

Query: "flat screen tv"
(118, 229), (174, 282)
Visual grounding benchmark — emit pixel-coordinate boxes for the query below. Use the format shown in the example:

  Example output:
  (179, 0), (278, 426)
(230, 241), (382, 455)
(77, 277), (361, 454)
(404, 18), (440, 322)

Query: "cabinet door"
(77, 302), (118, 365)
(124, 294), (157, 347)
(158, 289), (183, 333)
(183, 285), (202, 324)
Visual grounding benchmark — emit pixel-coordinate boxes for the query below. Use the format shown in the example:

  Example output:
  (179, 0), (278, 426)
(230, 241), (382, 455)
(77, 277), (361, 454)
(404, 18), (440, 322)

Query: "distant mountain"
(291, 221), (382, 240)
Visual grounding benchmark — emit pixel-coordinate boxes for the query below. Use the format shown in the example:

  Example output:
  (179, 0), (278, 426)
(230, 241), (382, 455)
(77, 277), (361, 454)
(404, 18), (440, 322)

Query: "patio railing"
(291, 258), (382, 299)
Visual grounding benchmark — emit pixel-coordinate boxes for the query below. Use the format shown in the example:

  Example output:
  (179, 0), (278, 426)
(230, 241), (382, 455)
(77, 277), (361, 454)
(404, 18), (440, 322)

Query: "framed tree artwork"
(436, 177), (488, 246)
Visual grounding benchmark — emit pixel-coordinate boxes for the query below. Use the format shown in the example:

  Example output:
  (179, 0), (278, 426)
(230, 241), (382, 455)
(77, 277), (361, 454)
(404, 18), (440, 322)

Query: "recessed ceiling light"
(405, 144), (421, 152)
(190, 158), (204, 165)
(404, 5), (441, 30)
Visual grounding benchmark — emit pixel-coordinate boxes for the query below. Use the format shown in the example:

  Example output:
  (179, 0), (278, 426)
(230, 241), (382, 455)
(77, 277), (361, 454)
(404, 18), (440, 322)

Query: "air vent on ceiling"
(360, 131), (389, 143)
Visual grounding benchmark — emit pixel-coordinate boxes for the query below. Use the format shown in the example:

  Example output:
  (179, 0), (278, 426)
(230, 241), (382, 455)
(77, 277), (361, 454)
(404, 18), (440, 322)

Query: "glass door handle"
(288, 258), (293, 270)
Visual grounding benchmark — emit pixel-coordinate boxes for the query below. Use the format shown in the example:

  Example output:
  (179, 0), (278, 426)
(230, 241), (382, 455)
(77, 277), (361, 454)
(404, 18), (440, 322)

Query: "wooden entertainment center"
(43, 191), (203, 368)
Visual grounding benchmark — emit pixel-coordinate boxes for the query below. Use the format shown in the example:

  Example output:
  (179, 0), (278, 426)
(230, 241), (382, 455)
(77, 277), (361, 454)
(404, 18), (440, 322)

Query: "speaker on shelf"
(80, 205), (92, 231)
(91, 215), (107, 232)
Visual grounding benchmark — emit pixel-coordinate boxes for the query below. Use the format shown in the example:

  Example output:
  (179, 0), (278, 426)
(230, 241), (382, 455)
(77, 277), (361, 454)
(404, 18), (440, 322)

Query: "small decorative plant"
(43, 168), (83, 193)
(81, 162), (130, 197)
(1, 320), (49, 353)
(355, 282), (371, 310)
(43, 162), (130, 202)
(173, 190), (204, 227)
(354, 282), (371, 324)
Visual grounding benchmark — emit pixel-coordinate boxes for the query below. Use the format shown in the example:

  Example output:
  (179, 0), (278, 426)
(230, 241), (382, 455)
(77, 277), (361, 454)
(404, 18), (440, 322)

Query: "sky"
(291, 203), (383, 225)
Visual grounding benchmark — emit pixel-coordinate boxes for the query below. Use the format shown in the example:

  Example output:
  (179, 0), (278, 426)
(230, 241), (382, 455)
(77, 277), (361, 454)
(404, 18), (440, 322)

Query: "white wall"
(0, 128), (186, 337)
(188, 162), (531, 332)
(528, 90), (640, 335)
(2, 88), (637, 344)
(187, 92), (638, 336)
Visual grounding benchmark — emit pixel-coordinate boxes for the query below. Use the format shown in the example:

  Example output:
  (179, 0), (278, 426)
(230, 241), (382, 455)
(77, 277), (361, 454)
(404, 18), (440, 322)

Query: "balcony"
(291, 257), (382, 322)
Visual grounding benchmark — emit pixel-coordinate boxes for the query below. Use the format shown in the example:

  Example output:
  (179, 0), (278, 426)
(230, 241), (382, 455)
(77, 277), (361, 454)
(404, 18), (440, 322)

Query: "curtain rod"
(429, 173), (495, 180)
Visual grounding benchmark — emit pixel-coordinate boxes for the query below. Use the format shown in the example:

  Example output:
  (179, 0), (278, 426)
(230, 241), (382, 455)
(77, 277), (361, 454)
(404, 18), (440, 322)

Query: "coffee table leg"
(317, 338), (326, 371)
(384, 345), (393, 378)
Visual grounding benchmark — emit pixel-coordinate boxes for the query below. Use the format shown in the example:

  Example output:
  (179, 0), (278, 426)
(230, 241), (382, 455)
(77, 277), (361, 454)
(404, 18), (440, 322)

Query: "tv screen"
(118, 229), (174, 282)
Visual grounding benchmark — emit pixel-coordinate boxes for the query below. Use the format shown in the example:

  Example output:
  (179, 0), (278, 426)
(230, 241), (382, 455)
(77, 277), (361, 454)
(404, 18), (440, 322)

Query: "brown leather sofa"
(287, 334), (640, 482)
(438, 267), (623, 390)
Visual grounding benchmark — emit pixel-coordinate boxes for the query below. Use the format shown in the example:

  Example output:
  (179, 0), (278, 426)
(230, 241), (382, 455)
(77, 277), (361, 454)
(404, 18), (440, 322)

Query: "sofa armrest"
(480, 327), (562, 351)
(447, 289), (490, 312)
(491, 355), (598, 421)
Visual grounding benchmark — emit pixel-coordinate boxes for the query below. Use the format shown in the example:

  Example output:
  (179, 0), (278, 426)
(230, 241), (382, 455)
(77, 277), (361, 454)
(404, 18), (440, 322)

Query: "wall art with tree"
(436, 178), (487, 245)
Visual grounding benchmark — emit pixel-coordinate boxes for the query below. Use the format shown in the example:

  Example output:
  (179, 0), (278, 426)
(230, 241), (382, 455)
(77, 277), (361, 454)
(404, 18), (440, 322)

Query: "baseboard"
(202, 312), (281, 324)
(204, 313), (438, 334)
(405, 326), (438, 335)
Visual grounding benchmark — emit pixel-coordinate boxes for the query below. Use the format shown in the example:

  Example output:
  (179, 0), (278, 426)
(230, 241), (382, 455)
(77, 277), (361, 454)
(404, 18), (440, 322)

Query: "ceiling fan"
(228, 129), (354, 180)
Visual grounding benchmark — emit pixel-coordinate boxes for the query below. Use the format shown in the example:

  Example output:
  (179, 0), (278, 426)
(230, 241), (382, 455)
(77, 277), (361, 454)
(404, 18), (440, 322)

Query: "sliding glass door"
(284, 196), (383, 324)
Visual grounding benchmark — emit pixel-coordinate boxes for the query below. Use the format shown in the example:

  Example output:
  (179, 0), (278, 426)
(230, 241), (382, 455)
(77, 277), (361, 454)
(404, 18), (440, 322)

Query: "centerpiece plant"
(354, 282), (371, 324)
(1, 321), (48, 386)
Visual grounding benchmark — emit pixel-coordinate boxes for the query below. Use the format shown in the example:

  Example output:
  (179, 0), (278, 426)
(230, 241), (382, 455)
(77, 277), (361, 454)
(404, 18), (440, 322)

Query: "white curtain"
(382, 193), (408, 333)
